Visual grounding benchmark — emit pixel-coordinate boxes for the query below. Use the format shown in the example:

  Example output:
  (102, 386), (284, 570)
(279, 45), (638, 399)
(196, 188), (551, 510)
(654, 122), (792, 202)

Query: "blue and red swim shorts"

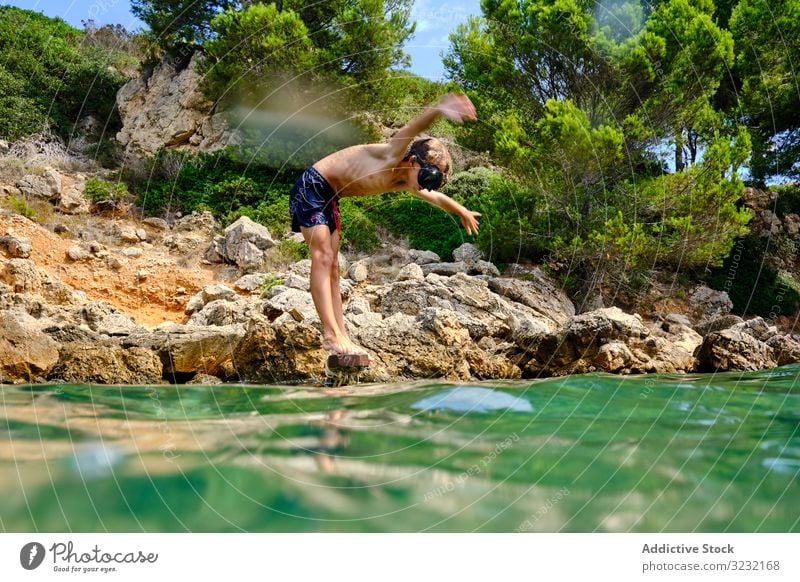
(289, 166), (340, 234)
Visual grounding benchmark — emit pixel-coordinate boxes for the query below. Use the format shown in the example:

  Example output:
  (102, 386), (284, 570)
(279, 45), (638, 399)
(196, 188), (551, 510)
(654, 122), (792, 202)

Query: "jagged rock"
(265, 287), (317, 322)
(0, 310), (60, 381)
(689, 285), (733, 322)
(49, 343), (163, 384)
(284, 274), (309, 291)
(696, 329), (776, 372)
(204, 235), (226, 263)
(348, 259), (370, 282)
(488, 270), (575, 327)
(123, 323), (245, 376)
(465, 337), (522, 379)
(421, 261), (469, 276)
(525, 307), (654, 375)
(397, 262), (424, 281)
(16, 168), (61, 200)
(1, 259), (41, 293)
(116, 53), (236, 156)
(188, 299), (251, 326)
(122, 247), (143, 258)
(186, 373), (223, 385)
(729, 317), (775, 342)
(202, 284), (237, 303)
(174, 210), (216, 234)
(234, 273), (267, 292)
(0, 235), (32, 258)
(469, 259), (501, 277)
(57, 174), (89, 214)
(142, 217), (170, 230)
(408, 249), (440, 265)
(766, 335), (800, 366)
(185, 293), (205, 315)
(223, 216), (275, 271)
(693, 314), (743, 336)
(452, 243), (482, 265)
(0, 139), (8, 155)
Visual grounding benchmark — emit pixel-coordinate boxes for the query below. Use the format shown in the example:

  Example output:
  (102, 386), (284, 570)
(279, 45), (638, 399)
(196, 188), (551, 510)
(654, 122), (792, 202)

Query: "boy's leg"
(302, 224), (364, 355)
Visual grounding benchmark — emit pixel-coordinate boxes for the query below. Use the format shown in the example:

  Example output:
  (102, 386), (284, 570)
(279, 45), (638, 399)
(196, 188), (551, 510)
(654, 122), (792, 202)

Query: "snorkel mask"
(410, 148), (444, 191)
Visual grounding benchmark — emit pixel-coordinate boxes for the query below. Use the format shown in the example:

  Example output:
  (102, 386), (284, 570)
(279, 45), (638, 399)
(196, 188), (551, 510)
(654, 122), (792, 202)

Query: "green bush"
(708, 233), (800, 317)
(0, 7), (127, 142)
(84, 177), (128, 203)
(339, 198), (382, 253)
(773, 183), (800, 217)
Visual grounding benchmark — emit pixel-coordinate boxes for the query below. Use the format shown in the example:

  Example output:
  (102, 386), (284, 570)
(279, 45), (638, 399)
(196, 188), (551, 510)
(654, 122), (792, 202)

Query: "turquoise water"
(1, 366), (799, 532)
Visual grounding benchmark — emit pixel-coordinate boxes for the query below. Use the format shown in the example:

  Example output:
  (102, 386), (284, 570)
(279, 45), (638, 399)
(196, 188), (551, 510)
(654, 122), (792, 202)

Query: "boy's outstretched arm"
(384, 93), (477, 161)
(412, 188), (481, 235)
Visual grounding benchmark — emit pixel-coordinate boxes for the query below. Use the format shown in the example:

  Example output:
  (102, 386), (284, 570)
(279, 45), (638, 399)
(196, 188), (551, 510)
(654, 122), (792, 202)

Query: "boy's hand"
(460, 210), (481, 235)
(436, 93), (477, 124)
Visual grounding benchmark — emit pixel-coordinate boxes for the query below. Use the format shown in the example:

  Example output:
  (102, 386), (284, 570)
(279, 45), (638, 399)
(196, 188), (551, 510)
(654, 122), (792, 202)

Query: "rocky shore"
(2, 168), (799, 386)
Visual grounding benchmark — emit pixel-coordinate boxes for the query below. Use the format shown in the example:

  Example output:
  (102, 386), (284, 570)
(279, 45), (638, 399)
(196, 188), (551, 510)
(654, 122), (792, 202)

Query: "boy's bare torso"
(312, 142), (408, 197)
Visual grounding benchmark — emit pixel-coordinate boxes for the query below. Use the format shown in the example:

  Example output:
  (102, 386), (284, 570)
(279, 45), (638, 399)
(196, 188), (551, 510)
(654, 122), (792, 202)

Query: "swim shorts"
(289, 166), (340, 234)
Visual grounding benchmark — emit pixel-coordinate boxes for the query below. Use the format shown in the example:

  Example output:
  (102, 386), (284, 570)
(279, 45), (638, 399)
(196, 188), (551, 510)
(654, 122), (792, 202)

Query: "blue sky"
(7, 0), (481, 79)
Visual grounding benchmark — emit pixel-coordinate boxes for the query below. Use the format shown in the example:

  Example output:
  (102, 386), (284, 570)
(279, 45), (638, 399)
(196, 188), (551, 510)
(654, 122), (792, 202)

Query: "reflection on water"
(1, 365), (799, 532)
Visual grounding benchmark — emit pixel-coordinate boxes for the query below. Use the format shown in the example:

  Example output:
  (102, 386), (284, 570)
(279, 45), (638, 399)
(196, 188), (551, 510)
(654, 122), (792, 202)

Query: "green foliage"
(338, 198), (382, 253)
(227, 195), (291, 237)
(128, 147), (295, 222)
(730, 0), (800, 182)
(259, 274), (285, 298)
(84, 177), (128, 203)
(276, 239), (308, 262)
(773, 184), (800, 217)
(708, 234), (800, 318)
(6, 195), (36, 219)
(0, 6), (127, 141)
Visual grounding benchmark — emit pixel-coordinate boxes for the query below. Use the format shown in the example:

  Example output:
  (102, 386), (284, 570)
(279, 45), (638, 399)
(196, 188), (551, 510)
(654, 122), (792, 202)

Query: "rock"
(344, 297), (372, 316)
(741, 187), (773, 213)
(136, 270), (149, 281)
(689, 285), (733, 322)
(122, 247), (143, 258)
(185, 293), (205, 315)
(53, 224), (70, 235)
(201, 284), (237, 303)
(420, 261), (469, 276)
(729, 317), (774, 342)
(67, 245), (91, 262)
(696, 329), (776, 372)
(289, 259), (312, 279)
(664, 313), (691, 327)
(0, 235), (32, 258)
(0, 139), (8, 154)
(265, 287), (317, 322)
(116, 224), (140, 243)
(525, 307), (653, 375)
(284, 274), (309, 291)
(106, 255), (126, 270)
(693, 314), (744, 336)
(186, 373), (223, 385)
(397, 262), (424, 281)
(49, 344), (163, 384)
(204, 235), (226, 263)
(223, 216), (275, 271)
(123, 323), (245, 376)
(188, 299), (250, 326)
(452, 242), (482, 265)
(348, 259), (370, 282)
(57, 174), (89, 214)
(1, 259), (41, 293)
(766, 335), (800, 366)
(116, 53), (237, 156)
(234, 273), (267, 292)
(408, 249), (440, 265)
(136, 228), (148, 241)
(488, 271), (575, 327)
(0, 311), (60, 381)
(142, 217), (170, 230)
(173, 210), (216, 234)
(469, 259), (501, 277)
(16, 168), (61, 200)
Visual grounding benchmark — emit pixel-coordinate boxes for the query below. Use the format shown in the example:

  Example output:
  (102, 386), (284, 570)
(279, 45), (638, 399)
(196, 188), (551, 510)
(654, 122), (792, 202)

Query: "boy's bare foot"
(322, 335), (372, 363)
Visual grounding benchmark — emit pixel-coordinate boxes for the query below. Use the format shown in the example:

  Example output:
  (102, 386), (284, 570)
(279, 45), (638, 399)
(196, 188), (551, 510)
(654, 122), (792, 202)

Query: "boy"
(289, 93), (480, 357)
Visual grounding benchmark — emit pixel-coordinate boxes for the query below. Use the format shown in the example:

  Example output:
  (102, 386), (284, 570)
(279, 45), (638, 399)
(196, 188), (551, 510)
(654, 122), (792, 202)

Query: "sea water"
(1, 365), (798, 532)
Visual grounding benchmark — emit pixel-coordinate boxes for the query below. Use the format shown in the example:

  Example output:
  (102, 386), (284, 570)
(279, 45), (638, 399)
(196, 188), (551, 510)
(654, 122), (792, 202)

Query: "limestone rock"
(224, 216), (275, 271)
(689, 285), (733, 322)
(408, 249), (440, 265)
(0, 235), (32, 258)
(0, 311), (60, 381)
(16, 168), (60, 200)
(49, 344), (163, 384)
(696, 329), (776, 372)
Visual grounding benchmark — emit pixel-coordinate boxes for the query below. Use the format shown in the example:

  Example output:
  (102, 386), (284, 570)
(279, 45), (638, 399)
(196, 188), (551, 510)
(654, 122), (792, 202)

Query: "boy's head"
(405, 137), (452, 190)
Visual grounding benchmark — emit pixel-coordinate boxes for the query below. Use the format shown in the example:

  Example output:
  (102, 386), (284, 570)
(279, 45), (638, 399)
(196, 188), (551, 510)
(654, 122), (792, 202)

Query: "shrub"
(5, 194), (36, 219)
(84, 177), (128, 203)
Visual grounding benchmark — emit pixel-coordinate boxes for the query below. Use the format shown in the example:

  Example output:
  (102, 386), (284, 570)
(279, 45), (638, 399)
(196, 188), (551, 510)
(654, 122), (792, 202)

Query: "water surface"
(1, 366), (799, 532)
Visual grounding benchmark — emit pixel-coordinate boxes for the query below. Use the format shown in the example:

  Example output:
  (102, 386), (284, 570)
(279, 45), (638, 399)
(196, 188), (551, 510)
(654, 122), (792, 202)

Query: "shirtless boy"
(289, 93), (480, 357)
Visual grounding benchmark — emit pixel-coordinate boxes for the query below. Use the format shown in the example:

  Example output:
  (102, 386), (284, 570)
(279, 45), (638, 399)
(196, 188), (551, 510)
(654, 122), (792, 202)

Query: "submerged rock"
(411, 387), (533, 413)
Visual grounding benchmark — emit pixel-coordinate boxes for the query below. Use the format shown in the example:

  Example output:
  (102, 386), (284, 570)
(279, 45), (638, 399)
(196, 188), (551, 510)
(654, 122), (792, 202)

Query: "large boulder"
(16, 168), (61, 200)
(688, 285), (733, 323)
(123, 323), (245, 376)
(488, 269), (575, 327)
(696, 329), (777, 372)
(223, 216), (275, 271)
(49, 344), (163, 384)
(0, 310), (60, 381)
